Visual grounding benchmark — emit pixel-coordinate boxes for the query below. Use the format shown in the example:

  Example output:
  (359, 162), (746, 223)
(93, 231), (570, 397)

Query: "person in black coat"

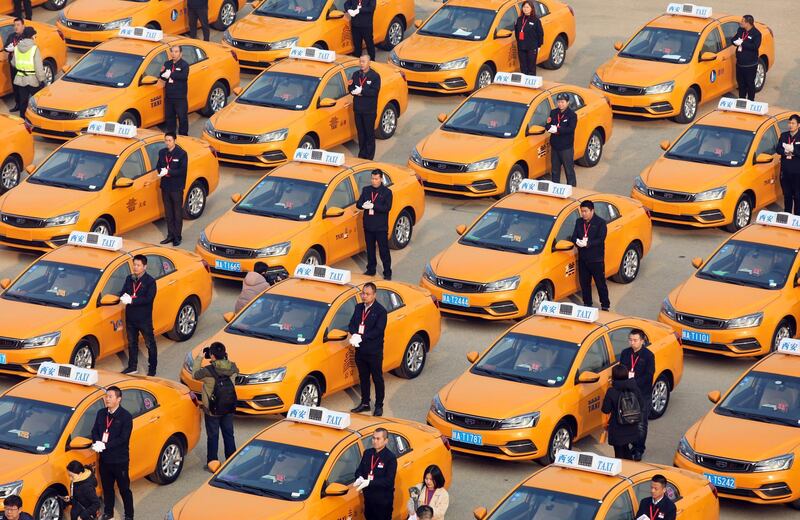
(188, 0), (210, 41)
(64, 461), (102, 520)
(620, 328), (655, 461)
(354, 428), (397, 520)
(601, 364), (644, 460)
(120, 255), (158, 375)
(348, 282), (388, 416)
(345, 0), (376, 60)
(570, 200), (610, 310)
(156, 132), (188, 246)
(356, 169), (393, 279)
(514, 1), (543, 75)
(160, 45), (190, 136)
(548, 93), (577, 186)
(4, 18), (25, 111)
(636, 474), (677, 520)
(90, 386), (134, 520)
(732, 14), (761, 101)
(349, 54), (381, 160)
(777, 114), (800, 214)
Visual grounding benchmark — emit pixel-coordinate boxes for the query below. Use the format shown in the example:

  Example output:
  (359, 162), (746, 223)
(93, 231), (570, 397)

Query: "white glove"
(548, 125), (558, 134)
(158, 167), (168, 177)
(783, 142), (793, 152)
(91, 441), (106, 453)
(362, 200), (374, 210)
(353, 476), (366, 488)
(120, 293), (132, 305)
(356, 478), (370, 491)
(353, 7), (360, 15)
(4, 44), (13, 52)
(347, 9), (357, 16)
(576, 237), (588, 248)
(161, 68), (171, 79)
(733, 38), (743, 46)
(349, 333), (362, 347)
(352, 85), (363, 96)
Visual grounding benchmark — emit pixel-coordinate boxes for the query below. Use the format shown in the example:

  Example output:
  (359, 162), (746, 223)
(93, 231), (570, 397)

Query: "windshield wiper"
(26, 178), (75, 189)
(226, 325), (299, 344)
(472, 367), (526, 383)
(4, 294), (73, 308)
(65, 76), (111, 87)
(0, 440), (39, 453)
(213, 479), (288, 499)
(718, 408), (789, 425)
(697, 272), (750, 287)
(443, 126), (492, 137)
(619, 53), (662, 62)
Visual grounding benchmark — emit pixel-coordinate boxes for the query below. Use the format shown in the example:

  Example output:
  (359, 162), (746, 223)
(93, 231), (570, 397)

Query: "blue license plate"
(704, 473), (735, 489)
(451, 429), (483, 445)
(442, 293), (469, 307)
(682, 329), (711, 344)
(215, 260), (242, 272)
(0, 353), (5, 364)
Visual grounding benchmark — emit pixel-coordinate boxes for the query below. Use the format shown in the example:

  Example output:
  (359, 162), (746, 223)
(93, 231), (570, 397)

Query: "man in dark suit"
(345, 0), (376, 60)
(570, 200), (609, 310)
(160, 45), (190, 136)
(348, 282), (388, 416)
(636, 474), (677, 520)
(348, 54), (381, 160)
(156, 132), (188, 246)
(548, 93), (577, 186)
(731, 14), (761, 101)
(120, 255), (158, 375)
(619, 328), (655, 461)
(356, 169), (393, 279)
(354, 428), (397, 520)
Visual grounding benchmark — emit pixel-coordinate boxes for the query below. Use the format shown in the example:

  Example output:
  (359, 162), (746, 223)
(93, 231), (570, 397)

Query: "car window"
(344, 65), (360, 81)
(145, 255), (176, 280)
(354, 169), (392, 190)
(497, 6), (518, 32)
(701, 28), (722, 55)
(607, 327), (635, 361)
(144, 50), (169, 79)
(328, 296), (356, 332)
(721, 22), (740, 46)
(123, 389), (159, 418)
(102, 263), (131, 297)
(555, 209), (580, 243)
(72, 398), (105, 440)
(633, 480), (682, 504)
(551, 92), (585, 111)
(361, 432), (412, 458)
(529, 99), (551, 127)
(144, 143), (163, 171)
(579, 337), (610, 373)
(605, 490), (635, 520)
(328, 178), (355, 209)
(180, 45), (206, 65)
(118, 149), (146, 180)
(755, 126), (779, 160)
(535, 0), (549, 16)
(593, 202), (620, 223)
(778, 119), (790, 134)
(327, 442), (361, 485)
(376, 289), (404, 312)
(321, 73), (346, 100)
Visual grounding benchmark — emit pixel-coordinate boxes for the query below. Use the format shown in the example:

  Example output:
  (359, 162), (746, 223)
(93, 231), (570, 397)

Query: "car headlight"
(410, 147), (424, 165)
(634, 176), (648, 195)
(102, 17), (131, 30)
(644, 81), (675, 94)
(28, 96), (38, 112)
(423, 263), (436, 283)
(389, 50), (400, 65)
(255, 241), (290, 258)
(21, 332), (60, 349)
(430, 394), (446, 419)
(677, 436), (695, 461)
(753, 453), (794, 472)
(498, 411), (540, 430)
(239, 367), (286, 385)
(198, 231), (211, 250)
(257, 128), (289, 143)
(591, 73), (604, 89)
(726, 312), (763, 329)
(271, 37), (298, 50)
(75, 105), (108, 119)
(0, 480), (23, 499)
(484, 275), (520, 292)
(439, 57), (468, 70)
(222, 30), (232, 43)
(661, 298), (676, 320)
(44, 211), (79, 227)
(58, 12), (67, 24)
(465, 157), (498, 172)
(693, 187), (727, 202)
(204, 119), (216, 135)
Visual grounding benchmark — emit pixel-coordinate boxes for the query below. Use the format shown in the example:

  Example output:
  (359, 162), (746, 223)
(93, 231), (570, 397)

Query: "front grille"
(229, 38), (270, 51)
(446, 412), (497, 430)
(649, 211), (697, 222)
(0, 363), (28, 373)
(1, 213), (45, 228)
(717, 488), (757, 498)
(448, 440), (504, 454)
(438, 302), (489, 314)
(0, 337), (21, 349)
(681, 339), (730, 351)
(603, 83), (645, 95)
(435, 276), (483, 293)
(0, 235), (51, 248)
(398, 60), (439, 72)
(611, 105), (648, 114)
(421, 159), (466, 173)
(63, 19), (105, 31)
(208, 243), (255, 259)
(32, 126), (78, 139)
(676, 312), (726, 329)
(648, 189), (693, 202)
(695, 454), (753, 473)
(64, 38), (99, 47)
(36, 108), (78, 120)
(422, 181), (469, 192)
(238, 59), (271, 69)
(211, 131), (258, 144)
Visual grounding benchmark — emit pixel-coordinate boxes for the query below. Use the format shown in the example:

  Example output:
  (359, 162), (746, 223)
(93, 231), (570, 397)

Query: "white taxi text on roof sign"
(538, 300), (599, 323)
(37, 362), (99, 386)
(665, 3), (712, 18)
(286, 404), (351, 430)
(293, 264), (352, 285)
(755, 210), (800, 231)
(518, 179), (572, 199)
(67, 231), (123, 252)
(493, 72), (542, 89)
(778, 338), (800, 356)
(118, 26), (163, 42)
(293, 148), (345, 167)
(718, 97), (769, 116)
(87, 121), (137, 139)
(288, 46), (336, 63)
(553, 449), (622, 476)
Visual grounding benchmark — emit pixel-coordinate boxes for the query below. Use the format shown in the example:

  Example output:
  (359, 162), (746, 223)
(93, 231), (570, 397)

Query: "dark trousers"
(161, 189), (184, 240)
(356, 353), (385, 407)
(364, 499), (393, 520)
(18, 83), (37, 119)
(99, 462), (133, 519)
(633, 400), (650, 455)
(518, 48), (537, 75)
(204, 413), (236, 463)
(165, 97), (189, 136)
(551, 147), (576, 186)
(736, 65), (757, 101)
(188, 7), (210, 41)
(8, 65), (19, 108)
(13, 0), (31, 20)
(355, 111), (376, 159)
(578, 258), (610, 309)
(126, 319), (157, 373)
(781, 171), (800, 215)
(364, 228), (391, 276)
(352, 24), (375, 60)
(613, 444), (633, 460)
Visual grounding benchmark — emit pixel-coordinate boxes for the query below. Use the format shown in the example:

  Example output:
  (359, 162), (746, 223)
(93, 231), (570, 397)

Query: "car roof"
(443, 0), (513, 9)
(267, 276), (354, 304)
(269, 157), (380, 184)
(40, 241), (154, 270)
(696, 107), (793, 131)
(510, 310), (626, 344)
(494, 187), (597, 216)
(5, 370), (136, 408)
(733, 222), (800, 249)
(752, 351), (800, 378)
(61, 128), (162, 154)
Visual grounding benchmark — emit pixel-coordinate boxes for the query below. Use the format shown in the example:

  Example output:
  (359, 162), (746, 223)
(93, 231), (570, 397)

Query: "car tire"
(576, 129), (603, 167)
(392, 333), (427, 379)
(42, 59), (57, 86)
(379, 16), (406, 51)
(200, 81), (228, 117)
(527, 282), (552, 316)
(212, 0), (237, 30)
(43, 0), (67, 10)
(301, 248), (322, 265)
(389, 209), (413, 249)
(754, 58), (767, 93)
(34, 488), (62, 520)
(298, 134), (318, 150)
(543, 34), (567, 70)
(474, 63), (493, 91)
(118, 111), (139, 127)
(538, 420), (572, 465)
(183, 180), (207, 220)
(147, 435), (185, 485)
(165, 298), (199, 342)
(0, 155), (22, 192)
(90, 217), (114, 235)
(69, 340), (96, 369)
(612, 242), (640, 283)
(724, 194), (752, 232)
(295, 376), (322, 407)
(649, 373), (671, 419)
(770, 319), (794, 353)
(673, 87), (698, 124)
(503, 164), (525, 196)
(376, 103), (398, 140)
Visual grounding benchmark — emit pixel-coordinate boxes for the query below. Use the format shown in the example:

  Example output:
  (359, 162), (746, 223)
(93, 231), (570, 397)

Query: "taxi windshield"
(211, 439), (327, 501)
(443, 98), (529, 138)
(27, 148), (117, 192)
(418, 5), (495, 41)
(236, 177), (325, 221)
(63, 50), (143, 88)
(460, 208), (553, 255)
(666, 125), (753, 167)
(473, 332), (580, 387)
(254, 0), (326, 21)
(237, 72), (320, 110)
(697, 240), (795, 290)
(0, 396), (72, 454)
(3, 261), (102, 309)
(716, 371), (800, 427)
(227, 293), (329, 344)
(487, 486), (600, 519)
(619, 27), (698, 63)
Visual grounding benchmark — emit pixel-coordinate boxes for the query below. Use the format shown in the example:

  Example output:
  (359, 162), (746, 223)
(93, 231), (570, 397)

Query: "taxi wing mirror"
(554, 239), (574, 252)
(473, 507), (488, 520)
(0, 278), (10, 290)
(707, 390), (721, 404)
(755, 153), (774, 164)
(61, 64), (71, 74)
(232, 86), (243, 96)
(328, 9), (345, 19)
(437, 113), (447, 123)
(318, 97), (337, 108)
(659, 140), (670, 151)
(326, 328), (348, 342)
(414, 20), (422, 29)
(526, 124), (546, 136)
(324, 206), (345, 218)
(455, 224), (467, 235)
(794, 271), (800, 287)
(25, 164), (35, 174)
(699, 51), (717, 62)
(323, 482), (349, 497)
(113, 177), (134, 189)
(613, 41), (623, 51)
(69, 436), (93, 450)
(99, 294), (120, 306)
(691, 257), (703, 269)
(223, 311), (235, 323)
(231, 193), (242, 204)
(207, 460), (221, 473)
(495, 28), (513, 39)
(466, 351), (479, 364)
(140, 75), (159, 86)
(577, 371), (600, 384)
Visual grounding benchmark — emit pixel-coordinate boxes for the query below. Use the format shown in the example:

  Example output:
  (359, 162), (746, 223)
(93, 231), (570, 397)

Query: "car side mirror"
(526, 124), (546, 136)
(113, 177), (134, 189)
(707, 390), (721, 404)
(495, 28), (513, 39)
(455, 224), (466, 235)
(326, 328), (348, 342)
(577, 371), (600, 384)
(99, 294), (120, 306)
(691, 257), (703, 269)
(324, 482), (349, 497)
(325, 206), (345, 218)
(223, 311), (235, 323)
(466, 351), (479, 363)
(232, 86), (243, 96)
(207, 460), (221, 473)
(755, 153), (774, 164)
(660, 140), (670, 151)
(61, 64), (72, 74)
(795, 272), (800, 287)
(140, 75), (159, 86)
(437, 113), (447, 123)
(554, 239), (574, 252)
(25, 164), (35, 174)
(414, 20), (422, 29)
(69, 436), (93, 450)
(613, 41), (623, 51)
(473, 507), (488, 520)
(319, 97), (337, 108)
(0, 278), (9, 290)
(699, 51), (717, 62)
(328, 9), (345, 19)
(231, 193), (242, 204)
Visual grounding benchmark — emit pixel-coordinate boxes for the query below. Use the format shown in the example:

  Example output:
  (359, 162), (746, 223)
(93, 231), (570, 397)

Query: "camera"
(203, 346), (211, 359)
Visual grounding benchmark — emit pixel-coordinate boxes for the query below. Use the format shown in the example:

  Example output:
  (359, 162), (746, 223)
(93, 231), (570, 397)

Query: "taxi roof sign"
(777, 338), (800, 356)
(67, 231), (124, 251)
(118, 26), (163, 42)
(293, 148), (345, 167)
(286, 404), (351, 429)
(553, 449), (622, 476)
(288, 46), (336, 63)
(37, 362), (98, 386)
(538, 300), (599, 323)
(665, 3), (712, 18)
(293, 264), (351, 285)
(87, 121), (137, 139)
(493, 72), (542, 89)
(755, 210), (800, 231)
(717, 97), (769, 116)
(518, 179), (572, 199)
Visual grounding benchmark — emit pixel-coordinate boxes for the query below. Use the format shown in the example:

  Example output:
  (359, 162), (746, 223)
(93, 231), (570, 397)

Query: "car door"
(318, 441), (364, 520)
(143, 253), (180, 334)
(107, 148), (160, 232)
(572, 334), (613, 436)
(749, 123), (780, 208)
(531, 1), (553, 62)
(550, 90), (588, 160)
(718, 19), (740, 92)
(157, 0), (187, 35)
(606, 325), (635, 366)
(122, 388), (164, 480)
(137, 49), (170, 127)
(93, 260), (132, 357)
(325, 0), (352, 53)
(696, 26), (725, 101)
(493, 4), (519, 72)
(67, 395), (107, 482)
(524, 98), (553, 178)
(592, 200), (624, 277)
(601, 487), (637, 520)
(180, 44), (211, 113)
(375, 287), (406, 371)
(313, 70), (353, 148)
(323, 295), (358, 393)
(322, 176), (361, 262)
(360, 429), (415, 516)
(547, 206), (580, 298)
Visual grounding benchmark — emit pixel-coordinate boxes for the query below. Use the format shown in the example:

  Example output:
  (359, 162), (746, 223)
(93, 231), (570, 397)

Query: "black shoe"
(373, 406), (383, 417)
(173, 238), (182, 246)
(160, 237), (174, 245)
(363, 270), (376, 276)
(10, 105), (19, 112)
(601, 307), (610, 312)
(147, 368), (156, 377)
(350, 403), (370, 413)
(383, 275), (392, 280)
(100, 514), (115, 520)
(632, 452), (643, 462)
(121, 366), (138, 375)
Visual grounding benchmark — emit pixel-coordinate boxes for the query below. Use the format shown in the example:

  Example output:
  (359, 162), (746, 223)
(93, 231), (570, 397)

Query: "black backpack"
(616, 389), (642, 426)
(208, 364), (237, 416)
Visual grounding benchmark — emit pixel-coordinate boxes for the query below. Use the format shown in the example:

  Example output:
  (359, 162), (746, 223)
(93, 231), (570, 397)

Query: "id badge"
(102, 431), (109, 443)
(358, 324), (365, 334)
(628, 371), (635, 379)
(369, 209), (374, 215)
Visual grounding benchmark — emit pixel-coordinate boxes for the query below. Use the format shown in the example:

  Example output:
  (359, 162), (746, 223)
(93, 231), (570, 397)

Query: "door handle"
(148, 415), (160, 423)
(344, 102), (352, 108)
(396, 314), (406, 320)
(143, 181), (153, 187)
(167, 279), (177, 286)
(403, 461), (412, 468)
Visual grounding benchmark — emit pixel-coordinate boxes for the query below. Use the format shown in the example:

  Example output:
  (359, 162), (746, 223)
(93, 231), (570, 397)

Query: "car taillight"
(707, 481), (718, 498)
(201, 259), (210, 272)
(440, 435), (450, 451)
(56, 29), (65, 41)
(230, 50), (238, 61)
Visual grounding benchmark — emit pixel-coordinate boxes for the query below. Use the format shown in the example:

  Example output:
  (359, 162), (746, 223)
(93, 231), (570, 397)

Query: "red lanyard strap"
(630, 353), (639, 372)
(361, 306), (371, 326)
(370, 454), (379, 472)
(650, 504), (659, 520)
(105, 414), (114, 433)
(582, 221), (590, 236)
(132, 280), (142, 298)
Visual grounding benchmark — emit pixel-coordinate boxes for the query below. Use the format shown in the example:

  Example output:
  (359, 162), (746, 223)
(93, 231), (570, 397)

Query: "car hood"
(0, 300), (80, 337)
(228, 13), (314, 43)
(175, 484), (306, 519)
(430, 243), (536, 284)
(0, 182), (98, 219)
(395, 33), (482, 64)
(204, 210), (309, 250)
(640, 157), (740, 193)
(33, 80), (122, 113)
(687, 411), (800, 462)
(595, 56), (682, 88)
(440, 371), (559, 419)
(192, 331), (310, 374)
(669, 277), (780, 320)
(210, 101), (305, 136)
(63, 0), (148, 22)
(417, 131), (514, 164)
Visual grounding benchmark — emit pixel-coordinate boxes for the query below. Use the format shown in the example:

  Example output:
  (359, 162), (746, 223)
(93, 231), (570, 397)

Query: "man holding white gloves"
(348, 282), (388, 416)
(547, 92), (577, 186)
(156, 132), (188, 246)
(348, 54), (381, 160)
(570, 200), (610, 311)
(119, 255), (158, 376)
(91, 386), (134, 520)
(345, 0), (376, 60)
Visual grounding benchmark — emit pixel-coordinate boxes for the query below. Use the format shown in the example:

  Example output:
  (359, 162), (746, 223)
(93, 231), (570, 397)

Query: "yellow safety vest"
(14, 44), (36, 74)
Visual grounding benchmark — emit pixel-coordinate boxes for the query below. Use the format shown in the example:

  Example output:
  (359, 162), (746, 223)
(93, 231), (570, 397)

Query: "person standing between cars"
(407, 465), (449, 520)
(156, 132), (188, 246)
(548, 93), (577, 186)
(12, 0), (31, 21)
(4, 18), (25, 112)
(349, 54), (381, 160)
(2, 496), (33, 520)
(514, 1), (543, 76)
(349, 282), (388, 416)
(160, 45), (190, 136)
(91, 386), (134, 520)
(63, 460), (102, 520)
(355, 428), (397, 520)
(345, 0), (376, 60)
(357, 169), (393, 279)
(120, 254), (158, 376)
(188, 0), (210, 42)
(602, 363), (644, 460)
(570, 200), (610, 310)
(635, 474), (677, 520)
(11, 26), (44, 120)
(620, 328), (655, 461)
(777, 114), (800, 215)
(732, 14), (761, 102)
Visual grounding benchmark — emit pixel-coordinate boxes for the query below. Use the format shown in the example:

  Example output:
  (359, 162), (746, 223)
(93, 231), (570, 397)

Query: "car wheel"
(754, 58), (767, 92)
(69, 341), (95, 369)
(42, 59), (56, 86)
(770, 319), (794, 353)
(576, 129), (603, 167)
(379, 16), (406, 51)
(147, 435), (185, 485)
(183, 180), (207, 220)
(650, 374), (671, 419)
(376, 103), (398, 140)
(200, 81), (228, 117)
(392, 333), (427, 379)
(166, 298), (198, 341)
(725, 194), (752, 232)
(43, 0), (67, 10)
(301, 248), (322, 265)
(538, 420), (572, 465)
(90, 217), (113, 235)
(544, 34), (567, 70)
(295, 376), (322, 407)
(118, 111), (139, 127)
(298, 134), (318, 150)
(612, 243), (640, 283)
(34, 488), (62, 520)
(0, 155), (22, 192)
(212, 0), (237, 30)
(389, 209), (413, 249)
(673, 87), (698, 124)
(474, 63), (493, 91)
(527, 282), (552, 316)
(503, 164), (525, 196)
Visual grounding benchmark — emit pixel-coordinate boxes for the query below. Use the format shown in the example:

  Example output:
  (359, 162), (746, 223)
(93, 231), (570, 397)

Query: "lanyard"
(361, 305), (372, 326)
(649, 504), (660, 520)
(630, 353), (640, 372)
(556, 111), (566, 127)
(132, 279), (142, 298)
(358, 73), (367, 88)
(582, 221), (590, 237)
(741, 30), (749, 42)
(519, 16), (528, 39)
(165, 152), (173, 175)
(370, 191), (378, 204)
(105, 413), (114, 433)
(788, 133), (798, 146)
(370, 454), (379, 472)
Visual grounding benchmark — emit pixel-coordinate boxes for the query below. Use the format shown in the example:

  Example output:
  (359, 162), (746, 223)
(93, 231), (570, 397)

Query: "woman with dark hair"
(514, 1), (544, 75)
(601, 364), (644, 460)
(63, 461), (101, 520)
(407, 464), (449, 519)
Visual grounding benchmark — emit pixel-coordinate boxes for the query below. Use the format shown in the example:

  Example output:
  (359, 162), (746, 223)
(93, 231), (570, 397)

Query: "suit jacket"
(348, 301), (387, 355)
(349, 68), (381, 113)
(514, 14), (544, 50)
(156, 145), (188, 192)
(570, 214), (607, 263)
(161, 58), (189, 99)
(120, 272), (157, 323)
(344, 0), (376, 27)
(636, 496), (677, 520)
(357, 184), (393, 231)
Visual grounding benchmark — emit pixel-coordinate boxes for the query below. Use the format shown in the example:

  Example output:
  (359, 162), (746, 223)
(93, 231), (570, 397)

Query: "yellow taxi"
(427, 302), (683, 463)
(675, 338), (800, 509)
(204, 47), (407, 168)
(181, 265), (441, 415)
(660, 210), (800, 357)
(0, 122), (218, 251)
(197, 149), (424, 280)
(0, 0), (67, 15)
(0, 231), (213, 375)
(421, 181), (651, 320)
(590, 3), (775, 123)
(223, 0), (415, 70)
(27, 27), (240, 140)
(633, 98), (791, 231)
(0, 363), (201, 520)
(0, 114), (34, 193)
(0, 16), (68, 92)
(57, 0), (238, 49)
(168, 404), (452, 519)
(409, 72), (613, 197)
(389, 0), (576, 93)
(474, 449), (719, 519)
